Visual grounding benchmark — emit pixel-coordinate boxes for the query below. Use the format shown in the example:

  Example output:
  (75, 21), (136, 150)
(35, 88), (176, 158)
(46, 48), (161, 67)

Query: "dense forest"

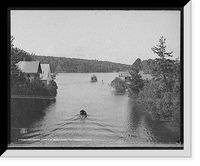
(32, 55), (132, 73)
(10, 36), (156, 74)
(32, 54), (159, 74)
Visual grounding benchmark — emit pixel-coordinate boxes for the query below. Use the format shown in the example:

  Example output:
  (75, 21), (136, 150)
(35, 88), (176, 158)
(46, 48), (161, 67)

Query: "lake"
(9, 72), (180, 147)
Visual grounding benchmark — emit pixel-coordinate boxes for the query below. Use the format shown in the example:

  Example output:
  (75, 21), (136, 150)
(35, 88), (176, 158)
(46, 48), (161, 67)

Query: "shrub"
(110, 77), (127, 93)
(137, 80), (180, 122)
(132, 36), (180, 124)
(128, 69), (145, 98)
(11, 79), (57, 97)
(47, 80), (58, 96)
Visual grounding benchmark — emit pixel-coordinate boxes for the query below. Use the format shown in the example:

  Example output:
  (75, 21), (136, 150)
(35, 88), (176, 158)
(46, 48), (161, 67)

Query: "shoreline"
(11, 95), (56, 100)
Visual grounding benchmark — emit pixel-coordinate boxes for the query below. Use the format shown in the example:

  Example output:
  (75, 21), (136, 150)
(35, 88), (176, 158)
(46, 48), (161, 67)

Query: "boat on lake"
(91, 74), (97, 82)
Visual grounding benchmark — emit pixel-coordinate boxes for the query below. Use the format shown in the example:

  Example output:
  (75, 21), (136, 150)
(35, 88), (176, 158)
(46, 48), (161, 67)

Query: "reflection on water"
(126, 101), (159, 144)
(9, 73), (180, 147)
(10, 98), (56, 143)
(126, 100), (180, 145)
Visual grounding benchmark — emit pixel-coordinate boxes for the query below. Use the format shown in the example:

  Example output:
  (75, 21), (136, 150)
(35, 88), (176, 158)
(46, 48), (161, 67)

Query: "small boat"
(80, 110), (87, 118)
(91, 74), (97, 82)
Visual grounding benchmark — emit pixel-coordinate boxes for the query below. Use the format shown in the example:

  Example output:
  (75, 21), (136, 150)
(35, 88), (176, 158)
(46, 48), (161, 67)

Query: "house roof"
(119, 70), (153, 80)
(40, 64), (51, 80)
(16, 61), (42, 74)
(119, 71), (131, 77)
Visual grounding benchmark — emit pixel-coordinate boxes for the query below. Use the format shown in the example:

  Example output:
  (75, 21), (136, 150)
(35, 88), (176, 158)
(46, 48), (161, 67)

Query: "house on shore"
(118, 71), (131, 82)
(119, 70), (153, 82)
(40, 64), (52, 87)
(16, 61), (42, 82)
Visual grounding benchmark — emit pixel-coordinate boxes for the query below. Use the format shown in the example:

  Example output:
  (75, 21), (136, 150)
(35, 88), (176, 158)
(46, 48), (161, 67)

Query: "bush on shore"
(110, 77), (127, 93)
(11, 79), (58, 97)
(126, 36), (180, 125)
(137, 80), (180, 123)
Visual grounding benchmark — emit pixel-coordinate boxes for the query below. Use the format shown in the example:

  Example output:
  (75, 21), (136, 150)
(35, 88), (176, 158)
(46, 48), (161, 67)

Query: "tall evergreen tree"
(128, 69), (145, 98)
(132, 58), (141, 72)
(151, 36), (176, 92)
(10, 36), (26, 87)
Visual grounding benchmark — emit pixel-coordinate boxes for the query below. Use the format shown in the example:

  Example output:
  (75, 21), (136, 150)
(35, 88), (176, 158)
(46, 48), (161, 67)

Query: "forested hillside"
(32, 55), (131, 73)
(10, 35), (157, 74)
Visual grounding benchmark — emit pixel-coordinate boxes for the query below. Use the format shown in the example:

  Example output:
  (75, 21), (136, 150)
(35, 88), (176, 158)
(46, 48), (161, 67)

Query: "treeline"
(128, 57), (157, 74)
(32, 55), (156, 74)
(32, 55), (132, 73)
(10, 36), (155, 74)
(133, 37), (180, 124)
(140, 59), (156, 74)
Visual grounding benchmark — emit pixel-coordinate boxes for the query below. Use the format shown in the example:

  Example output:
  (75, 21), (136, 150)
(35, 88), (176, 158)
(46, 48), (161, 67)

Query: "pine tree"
(132, 58), (141, 71)
(10, 36), (26, 87)
(128, 69), (145, 98)
(151, 36), (176, 92)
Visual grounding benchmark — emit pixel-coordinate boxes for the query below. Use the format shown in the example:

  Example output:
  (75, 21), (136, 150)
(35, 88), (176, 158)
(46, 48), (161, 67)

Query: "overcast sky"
(11, 10), (180, 65)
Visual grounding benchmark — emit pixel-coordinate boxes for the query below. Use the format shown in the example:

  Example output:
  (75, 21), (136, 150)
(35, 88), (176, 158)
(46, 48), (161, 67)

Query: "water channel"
(10, 73), (180, 147)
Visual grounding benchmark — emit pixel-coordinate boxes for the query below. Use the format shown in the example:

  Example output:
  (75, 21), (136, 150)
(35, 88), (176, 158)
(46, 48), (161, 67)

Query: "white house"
(40, 64), (52, 87)
(118, 71), (131, 82)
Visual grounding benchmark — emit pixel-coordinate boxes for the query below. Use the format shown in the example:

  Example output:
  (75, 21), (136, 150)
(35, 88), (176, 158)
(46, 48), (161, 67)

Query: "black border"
(3, 4), (188, 155)
(7, 7), (11, 149)
(8, 8), (184, 150)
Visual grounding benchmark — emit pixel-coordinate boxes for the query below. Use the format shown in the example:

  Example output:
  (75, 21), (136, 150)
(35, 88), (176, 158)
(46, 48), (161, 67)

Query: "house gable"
(16, 61), (42, 74)
(16, 61), (42, 82)
(40, 64), (52, 85)
(119, 71), (131, 78)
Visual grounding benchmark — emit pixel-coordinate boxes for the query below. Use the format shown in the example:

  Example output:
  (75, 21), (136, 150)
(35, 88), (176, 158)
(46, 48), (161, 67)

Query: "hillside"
(32, 55), (132, 73)
(11, 45), (152, 74)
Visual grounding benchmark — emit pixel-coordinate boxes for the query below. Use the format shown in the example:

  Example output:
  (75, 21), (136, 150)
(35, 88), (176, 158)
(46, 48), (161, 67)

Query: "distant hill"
(11, 45), (153, 74)
(32, 55), (132, 73)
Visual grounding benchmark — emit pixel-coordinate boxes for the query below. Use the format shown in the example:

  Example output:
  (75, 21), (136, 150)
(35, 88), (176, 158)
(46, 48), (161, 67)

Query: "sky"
(11, 10), (180, 65)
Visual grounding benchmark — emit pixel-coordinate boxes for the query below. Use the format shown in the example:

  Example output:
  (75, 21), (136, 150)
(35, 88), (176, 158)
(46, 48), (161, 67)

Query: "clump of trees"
(137, 36), (180, 123)
(110, 36), (180, 124)
(110, 58), (145, 95)
(140, 59), (156, 74)
(11, 79), (57, 97)
(137, 79), (180, 122)
(32, 55), (131, 73)
(128, 69), (145, 98)
(110, 77), (128, 93)
(127, 58), (145, 98)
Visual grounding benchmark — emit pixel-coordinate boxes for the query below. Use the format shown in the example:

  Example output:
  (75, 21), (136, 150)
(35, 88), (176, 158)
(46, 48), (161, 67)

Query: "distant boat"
(91, 74), (97, 82)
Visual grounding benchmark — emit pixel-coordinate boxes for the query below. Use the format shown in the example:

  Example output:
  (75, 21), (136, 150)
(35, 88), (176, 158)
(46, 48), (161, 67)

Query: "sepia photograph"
(8, 8), (184, 151)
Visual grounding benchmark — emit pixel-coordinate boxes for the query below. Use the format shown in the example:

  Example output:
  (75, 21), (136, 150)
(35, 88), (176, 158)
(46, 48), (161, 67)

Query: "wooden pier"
(11, 95), (55, 100)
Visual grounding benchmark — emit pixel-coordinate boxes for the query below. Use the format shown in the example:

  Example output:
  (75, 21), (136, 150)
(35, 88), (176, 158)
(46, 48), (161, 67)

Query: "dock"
(11, 95), (55, 100)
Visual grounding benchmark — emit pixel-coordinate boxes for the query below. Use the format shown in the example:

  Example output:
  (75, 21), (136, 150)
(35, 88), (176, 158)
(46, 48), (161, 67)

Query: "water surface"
(10, 73), (180, 147)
